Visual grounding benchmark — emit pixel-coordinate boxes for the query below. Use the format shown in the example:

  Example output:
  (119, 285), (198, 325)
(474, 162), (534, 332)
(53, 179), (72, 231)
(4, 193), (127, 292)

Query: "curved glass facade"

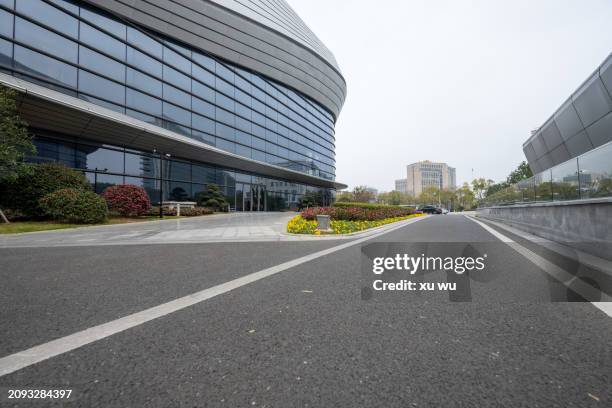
(0, 0), (336, 182)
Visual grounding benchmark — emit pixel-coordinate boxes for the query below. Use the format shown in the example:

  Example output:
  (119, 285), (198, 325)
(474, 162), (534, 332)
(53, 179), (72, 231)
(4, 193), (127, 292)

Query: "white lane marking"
(0, 216), (429, 377)
(466, 216), (612, 317)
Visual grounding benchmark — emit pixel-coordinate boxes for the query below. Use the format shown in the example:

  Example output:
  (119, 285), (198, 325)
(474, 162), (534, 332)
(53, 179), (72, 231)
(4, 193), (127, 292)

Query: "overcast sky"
(289, 0), (612, 191)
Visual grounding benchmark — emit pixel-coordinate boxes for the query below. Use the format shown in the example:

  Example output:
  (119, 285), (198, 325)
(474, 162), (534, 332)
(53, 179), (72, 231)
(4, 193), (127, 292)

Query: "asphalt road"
(0, 214), (611, 407)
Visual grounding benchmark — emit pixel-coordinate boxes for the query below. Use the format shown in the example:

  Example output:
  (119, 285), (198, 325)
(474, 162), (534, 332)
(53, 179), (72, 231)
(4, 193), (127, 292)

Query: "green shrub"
(0, 163), (91, 216)
(194, 184), (228, 211)
(333, 202), (414, 211)
(39, 188), (107, 224)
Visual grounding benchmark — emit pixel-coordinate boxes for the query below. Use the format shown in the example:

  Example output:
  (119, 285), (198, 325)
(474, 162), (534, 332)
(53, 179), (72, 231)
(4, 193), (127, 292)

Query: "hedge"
(0, 163), (91, 216)
(333, 202), (415, 211)
(301, 206), (415, 221)
(39, 188), (108, 224)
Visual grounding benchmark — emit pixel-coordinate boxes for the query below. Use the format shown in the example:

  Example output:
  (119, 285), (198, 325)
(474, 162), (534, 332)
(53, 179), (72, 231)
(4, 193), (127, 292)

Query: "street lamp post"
(154, 149), (171, 219)
(93, 167), (108, 193)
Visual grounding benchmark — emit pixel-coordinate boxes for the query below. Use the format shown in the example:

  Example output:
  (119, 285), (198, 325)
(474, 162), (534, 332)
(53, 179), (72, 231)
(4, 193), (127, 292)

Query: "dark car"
(419, 205), (442, 214)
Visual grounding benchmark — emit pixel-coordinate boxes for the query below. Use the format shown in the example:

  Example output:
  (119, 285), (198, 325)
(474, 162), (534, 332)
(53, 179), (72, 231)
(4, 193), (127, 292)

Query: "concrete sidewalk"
(0, 213), (430, 248)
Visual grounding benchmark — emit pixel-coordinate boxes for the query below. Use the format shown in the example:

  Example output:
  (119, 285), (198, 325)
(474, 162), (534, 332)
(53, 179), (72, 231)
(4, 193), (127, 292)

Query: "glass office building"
(0, 0), (347, 210)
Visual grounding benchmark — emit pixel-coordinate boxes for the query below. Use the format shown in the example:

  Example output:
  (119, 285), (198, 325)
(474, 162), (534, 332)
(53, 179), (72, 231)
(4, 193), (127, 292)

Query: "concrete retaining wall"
(476, 198), (612, 260)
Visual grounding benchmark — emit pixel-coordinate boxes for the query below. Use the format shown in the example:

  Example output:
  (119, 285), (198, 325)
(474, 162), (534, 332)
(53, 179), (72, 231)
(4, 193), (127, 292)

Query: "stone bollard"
(316, 215), (332, 233)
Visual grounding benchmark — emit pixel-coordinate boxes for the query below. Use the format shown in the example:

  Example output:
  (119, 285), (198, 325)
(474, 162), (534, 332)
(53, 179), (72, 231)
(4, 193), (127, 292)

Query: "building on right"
(396, 160), (456, 196)
(522, 53), (612, 174)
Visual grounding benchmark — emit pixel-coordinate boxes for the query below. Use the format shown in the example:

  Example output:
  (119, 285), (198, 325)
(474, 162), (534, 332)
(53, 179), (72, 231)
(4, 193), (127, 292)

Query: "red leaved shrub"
(301, 206), (414, 221)
(102, 184), (152, 216)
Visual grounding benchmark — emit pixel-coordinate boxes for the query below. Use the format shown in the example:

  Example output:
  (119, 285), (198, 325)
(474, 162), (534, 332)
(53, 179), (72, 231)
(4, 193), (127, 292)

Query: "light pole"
(93, 167), (108, 193)
(153, 149), (171, 219)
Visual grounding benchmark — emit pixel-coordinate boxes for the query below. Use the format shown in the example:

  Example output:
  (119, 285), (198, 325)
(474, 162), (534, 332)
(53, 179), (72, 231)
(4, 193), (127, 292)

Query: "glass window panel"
(551, 159), (579, 201)
(216, 169), (235, 187)
(192, 97), (214, 118)
(47, 0), (79, 14)
(192, 79), (214, 103)
(192, 130), (215, 146)
(252, 149), (265, 162)
(126, 88), (161, 117)
(216, 138), (235, 153)
(163, 83), (190, 108)
(126, 109), (161, 126)
(579, 142), (612, 199)
(13, 45), (77, 88)
(163, 102), (190, 126)
(192, 64), (215, 88)
(0, 38), (12, 69)
(127, 27), (162, 59)
(192, 52), (215, 72)
(82, 146), (124, 173)
(16, 0), (78, 38)
(79, 70), (125, 105)
(235, 116), (251, 133)
(573, 75), (612, 127)
(0, 9), (13, 38)
(192, 164), (216, 184)
(534, 171), (552, 202)
(167, 181), (191, 200)
(167, 160), (191, 181)
(79, 94), (124, 113)
(164, 121), (191, 137)
(252, 136), (265, 150)
(192, 113), (214, 134)
(80, 23), (125, 61)
(79, 46), (125, 82)
(126, 67), (161, 97)
(215, 107), (234, 126)
(235, 144), (251, 159)
(80, 7), (126, 39)
(163, 65), (190, 91)
(125, 152), (157, 178)
(163, 46), (190, 74)
(127, 47), (161, 78)
(216, 92), (233, 111)
(215, 123), (235, 141)
(235, 131), (251, 146)
(14, 17), (77, 63)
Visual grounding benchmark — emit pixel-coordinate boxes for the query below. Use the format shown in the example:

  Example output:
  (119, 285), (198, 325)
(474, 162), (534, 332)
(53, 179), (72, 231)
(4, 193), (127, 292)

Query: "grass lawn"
(0, 215), (185, 234)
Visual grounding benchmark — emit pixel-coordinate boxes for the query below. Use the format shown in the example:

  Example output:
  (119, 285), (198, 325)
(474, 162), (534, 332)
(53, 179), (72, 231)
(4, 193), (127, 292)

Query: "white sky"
(289, 0), (612, 191)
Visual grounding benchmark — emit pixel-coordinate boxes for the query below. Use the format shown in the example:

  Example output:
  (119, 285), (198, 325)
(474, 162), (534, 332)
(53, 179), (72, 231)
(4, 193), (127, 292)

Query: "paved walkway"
(0, 212), (427, 248)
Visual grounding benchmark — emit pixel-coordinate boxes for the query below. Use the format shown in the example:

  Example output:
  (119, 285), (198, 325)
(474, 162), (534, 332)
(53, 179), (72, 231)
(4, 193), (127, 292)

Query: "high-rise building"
(395, 179), (408, 194)
(0, 0), (346, 210)
(396, 161), (456, 196)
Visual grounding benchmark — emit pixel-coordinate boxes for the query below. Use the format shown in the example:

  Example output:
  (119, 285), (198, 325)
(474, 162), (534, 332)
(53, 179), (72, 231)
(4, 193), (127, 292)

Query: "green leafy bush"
(194, 184), (229, 211)
(333, 202), (414, 211)
(39, 188), (107, 224)
(0, 163), (91, 216)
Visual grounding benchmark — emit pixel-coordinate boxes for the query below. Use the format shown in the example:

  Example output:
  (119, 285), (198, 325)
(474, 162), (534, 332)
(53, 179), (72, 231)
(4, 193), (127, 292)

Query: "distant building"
(395, 179), (408, 194)
(396, 160), (456, 196)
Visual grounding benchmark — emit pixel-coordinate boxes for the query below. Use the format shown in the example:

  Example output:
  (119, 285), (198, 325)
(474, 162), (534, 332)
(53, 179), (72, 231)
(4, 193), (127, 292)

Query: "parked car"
(419, 205), (442, 214)
(441, 208), (449, 214)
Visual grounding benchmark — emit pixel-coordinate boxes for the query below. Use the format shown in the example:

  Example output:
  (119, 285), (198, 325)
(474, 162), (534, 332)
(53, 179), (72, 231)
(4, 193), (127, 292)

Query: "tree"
(336, 190), (353, 202)
(194, 183), (229, 211)
(352, 185), (374, 203)
(507, 161), (533, 184)
(471, 178), (494, 201)
(455, 182), (475, 210)
(0, 85), (34, 223)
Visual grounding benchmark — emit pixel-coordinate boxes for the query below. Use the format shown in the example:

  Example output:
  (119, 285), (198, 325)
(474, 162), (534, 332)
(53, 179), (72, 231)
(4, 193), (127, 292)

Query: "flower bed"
(300, 206), (414, 221)
(287, 213), (423, 235)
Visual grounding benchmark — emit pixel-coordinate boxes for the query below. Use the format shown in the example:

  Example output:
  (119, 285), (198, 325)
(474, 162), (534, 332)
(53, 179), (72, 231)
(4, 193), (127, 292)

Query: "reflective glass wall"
(0, 0), (336, 181)
(28, 132), (334, 210)
(482, 141), (612, 206)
